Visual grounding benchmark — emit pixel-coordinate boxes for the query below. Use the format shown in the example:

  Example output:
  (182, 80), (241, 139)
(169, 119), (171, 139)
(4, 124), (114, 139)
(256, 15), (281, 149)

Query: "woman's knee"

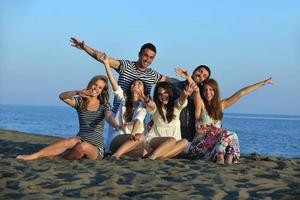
(180, 138), (189, 146)
(135, 134), (145, 142)
(74, 142), (91, 153)
(166, 137), (177, 144)
(63, 137), (81, 147)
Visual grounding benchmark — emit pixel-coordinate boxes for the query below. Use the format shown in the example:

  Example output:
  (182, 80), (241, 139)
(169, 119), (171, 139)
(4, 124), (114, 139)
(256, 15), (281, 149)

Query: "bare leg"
(125, 142), (149, 158)
(16, 138), (82, 161)
(216, 154), (225, 165)
(148, 137), (176, 160)
(164, 139), (188, 158)
(64, 142), (99, 160)
(110, 135), (131, 153)
(112, 134), (145, 158)
(62, 143), (85, 160)
(225, 155), (233, 165)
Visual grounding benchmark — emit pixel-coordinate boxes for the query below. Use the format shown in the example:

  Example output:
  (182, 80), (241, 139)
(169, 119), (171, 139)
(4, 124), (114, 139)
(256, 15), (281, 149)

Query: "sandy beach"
(0, 129), (299, 199)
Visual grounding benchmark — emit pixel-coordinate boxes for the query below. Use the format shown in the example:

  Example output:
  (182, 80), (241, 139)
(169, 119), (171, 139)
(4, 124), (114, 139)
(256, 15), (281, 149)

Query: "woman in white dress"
(140, 80), (196, 160)
(99, 53), (148, 159)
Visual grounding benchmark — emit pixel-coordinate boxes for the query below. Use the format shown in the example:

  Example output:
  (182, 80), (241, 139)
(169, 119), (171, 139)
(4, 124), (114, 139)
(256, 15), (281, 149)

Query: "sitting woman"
(141, 80), (195, 160)
(16, 75), (119, 161)
(99, 53), (147, 159)
(176, 68), (273, 164)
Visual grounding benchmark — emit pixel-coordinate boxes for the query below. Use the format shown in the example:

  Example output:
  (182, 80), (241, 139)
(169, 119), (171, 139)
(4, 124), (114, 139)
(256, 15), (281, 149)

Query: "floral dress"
(188, 111), (240, 162)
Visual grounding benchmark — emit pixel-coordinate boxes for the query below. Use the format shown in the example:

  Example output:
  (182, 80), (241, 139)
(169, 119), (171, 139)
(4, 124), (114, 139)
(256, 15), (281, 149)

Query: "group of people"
(16, 38), (273, 165)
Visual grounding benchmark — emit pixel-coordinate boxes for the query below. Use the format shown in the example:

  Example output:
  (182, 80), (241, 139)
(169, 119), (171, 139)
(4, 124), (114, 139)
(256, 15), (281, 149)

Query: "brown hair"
(201, 79), (223, 121)
(153, 82), (176, 123)
(124, 79), (148, 122)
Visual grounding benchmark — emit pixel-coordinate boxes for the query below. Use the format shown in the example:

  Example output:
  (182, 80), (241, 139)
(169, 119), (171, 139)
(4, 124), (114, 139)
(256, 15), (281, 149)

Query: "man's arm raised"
(70, 37), (120, 70)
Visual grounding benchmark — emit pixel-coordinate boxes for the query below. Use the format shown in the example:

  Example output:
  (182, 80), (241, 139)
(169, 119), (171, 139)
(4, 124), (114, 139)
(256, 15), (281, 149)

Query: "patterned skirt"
(188, 125), (240, 161)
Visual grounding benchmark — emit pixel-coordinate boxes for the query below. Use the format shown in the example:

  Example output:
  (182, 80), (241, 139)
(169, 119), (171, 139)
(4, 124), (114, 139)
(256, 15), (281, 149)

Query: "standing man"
(173, 65), (211, 142)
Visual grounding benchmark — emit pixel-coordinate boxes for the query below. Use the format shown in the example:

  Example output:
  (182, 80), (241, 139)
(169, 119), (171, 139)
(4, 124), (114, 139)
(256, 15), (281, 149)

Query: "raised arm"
(59, 91), (77, 107)
(160, 75), (180, 83)
(98, 53), (119, 92)
(192, 86), (203, 120)
(222, 77), (273, 110)
(138, 92), (156, 112)
(175, 67), (195, 85)
(59, 89), (94, 107)
(178, 80), (194, 106)
(175, 67), (203, 118)
(70, 37), (120, 70)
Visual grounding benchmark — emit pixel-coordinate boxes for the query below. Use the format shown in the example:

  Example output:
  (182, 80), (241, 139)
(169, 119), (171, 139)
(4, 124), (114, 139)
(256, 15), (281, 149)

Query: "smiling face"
(157, 87), (169, 106)
(89, 79), (106, 97)
(203, 84), (215, 102)
(137, 48), (156, 71)
(130, 79), (146, 100)
(192, 67), (210, 84)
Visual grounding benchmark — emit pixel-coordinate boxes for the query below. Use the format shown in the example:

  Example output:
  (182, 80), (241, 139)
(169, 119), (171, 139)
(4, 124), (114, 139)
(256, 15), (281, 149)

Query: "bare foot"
(148, 155), (157, 160)
(216, 155), (225, 165)
(16, 155), (38, 161)
(225, 155), (233, 165)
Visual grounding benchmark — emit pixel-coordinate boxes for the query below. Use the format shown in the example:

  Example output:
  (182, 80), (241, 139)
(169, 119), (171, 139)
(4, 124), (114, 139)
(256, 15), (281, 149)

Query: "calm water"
(0, 105), (299, 158)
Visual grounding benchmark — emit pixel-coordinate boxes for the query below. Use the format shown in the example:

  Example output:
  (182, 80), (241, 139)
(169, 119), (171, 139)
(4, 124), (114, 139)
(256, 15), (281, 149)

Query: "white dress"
(145, 99), (187, 144)
(106, 87), (147, 151)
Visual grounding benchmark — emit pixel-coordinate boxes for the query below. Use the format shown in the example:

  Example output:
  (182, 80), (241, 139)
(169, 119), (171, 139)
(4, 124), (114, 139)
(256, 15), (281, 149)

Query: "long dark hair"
(153, 82), (176, 123)
(81, 75), (109, 111)
(124, 79), (148, 122)
(201, 79), (223, 121)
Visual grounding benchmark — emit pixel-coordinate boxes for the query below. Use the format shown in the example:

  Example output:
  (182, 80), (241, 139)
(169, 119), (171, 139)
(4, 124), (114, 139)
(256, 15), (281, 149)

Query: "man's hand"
(175, 67), (189, 79)
(70, 37), (85, 50)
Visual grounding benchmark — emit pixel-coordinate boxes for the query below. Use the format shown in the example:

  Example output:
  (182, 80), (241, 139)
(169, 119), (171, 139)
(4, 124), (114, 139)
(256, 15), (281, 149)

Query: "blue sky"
(1, 0), (299, 115)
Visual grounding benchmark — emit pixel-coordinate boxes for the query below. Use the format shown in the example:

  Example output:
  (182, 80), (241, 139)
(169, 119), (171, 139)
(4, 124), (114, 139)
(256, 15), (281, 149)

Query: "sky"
(1, 0), (300, 116)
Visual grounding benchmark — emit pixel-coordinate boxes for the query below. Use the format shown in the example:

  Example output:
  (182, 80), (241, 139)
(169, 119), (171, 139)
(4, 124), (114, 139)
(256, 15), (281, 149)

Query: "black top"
(172, 81), (196, 142)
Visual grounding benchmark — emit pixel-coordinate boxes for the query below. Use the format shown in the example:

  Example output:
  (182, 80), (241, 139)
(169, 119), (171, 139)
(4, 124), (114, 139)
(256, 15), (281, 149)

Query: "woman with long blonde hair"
(17, 75), (119, 161)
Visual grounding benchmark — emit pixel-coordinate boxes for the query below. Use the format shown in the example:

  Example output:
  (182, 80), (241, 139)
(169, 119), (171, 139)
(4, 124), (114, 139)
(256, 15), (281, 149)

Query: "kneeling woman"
(141, 81), (194, 160)
(17, 75), (119, 161)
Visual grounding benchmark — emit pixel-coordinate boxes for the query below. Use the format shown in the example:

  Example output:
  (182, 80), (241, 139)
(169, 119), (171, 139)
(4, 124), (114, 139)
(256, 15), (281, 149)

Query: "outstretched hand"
(263, 77), (273, 85)
(175, 67), (189, 79)
(70, 37), (85, 50)
(183, 82), (195, 97)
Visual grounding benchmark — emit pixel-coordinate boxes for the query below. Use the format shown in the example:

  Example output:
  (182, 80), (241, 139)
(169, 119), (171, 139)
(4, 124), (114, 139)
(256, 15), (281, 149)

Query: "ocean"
(0, 104), (299, 158)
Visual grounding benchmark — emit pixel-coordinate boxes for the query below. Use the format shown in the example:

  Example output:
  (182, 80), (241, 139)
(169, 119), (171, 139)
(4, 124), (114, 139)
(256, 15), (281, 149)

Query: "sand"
(0, 129), (299, 199)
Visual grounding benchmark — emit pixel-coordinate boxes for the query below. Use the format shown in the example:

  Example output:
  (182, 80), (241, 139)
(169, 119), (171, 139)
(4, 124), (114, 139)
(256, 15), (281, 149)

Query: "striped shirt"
(112, 60), (162, 113)
(74, 96), (112, 152)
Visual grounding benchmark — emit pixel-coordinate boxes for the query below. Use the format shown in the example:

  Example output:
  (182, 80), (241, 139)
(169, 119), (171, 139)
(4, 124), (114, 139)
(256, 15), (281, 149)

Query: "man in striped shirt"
(70, 37), (174, 113)
(70, 38), (176, 151)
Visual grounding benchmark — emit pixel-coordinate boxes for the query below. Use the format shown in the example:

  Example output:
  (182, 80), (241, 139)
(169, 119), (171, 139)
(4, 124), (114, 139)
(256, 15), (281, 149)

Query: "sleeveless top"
(196, 110), (222, 130)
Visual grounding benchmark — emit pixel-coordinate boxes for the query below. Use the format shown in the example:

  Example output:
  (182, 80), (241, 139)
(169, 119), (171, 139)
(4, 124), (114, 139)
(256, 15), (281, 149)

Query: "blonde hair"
(81, 75), (110, 110)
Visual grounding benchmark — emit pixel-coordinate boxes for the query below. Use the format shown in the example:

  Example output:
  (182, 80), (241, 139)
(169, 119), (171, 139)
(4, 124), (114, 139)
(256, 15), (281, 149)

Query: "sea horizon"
(1, 103), (299, 118)
(1, 104), (299, 158)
